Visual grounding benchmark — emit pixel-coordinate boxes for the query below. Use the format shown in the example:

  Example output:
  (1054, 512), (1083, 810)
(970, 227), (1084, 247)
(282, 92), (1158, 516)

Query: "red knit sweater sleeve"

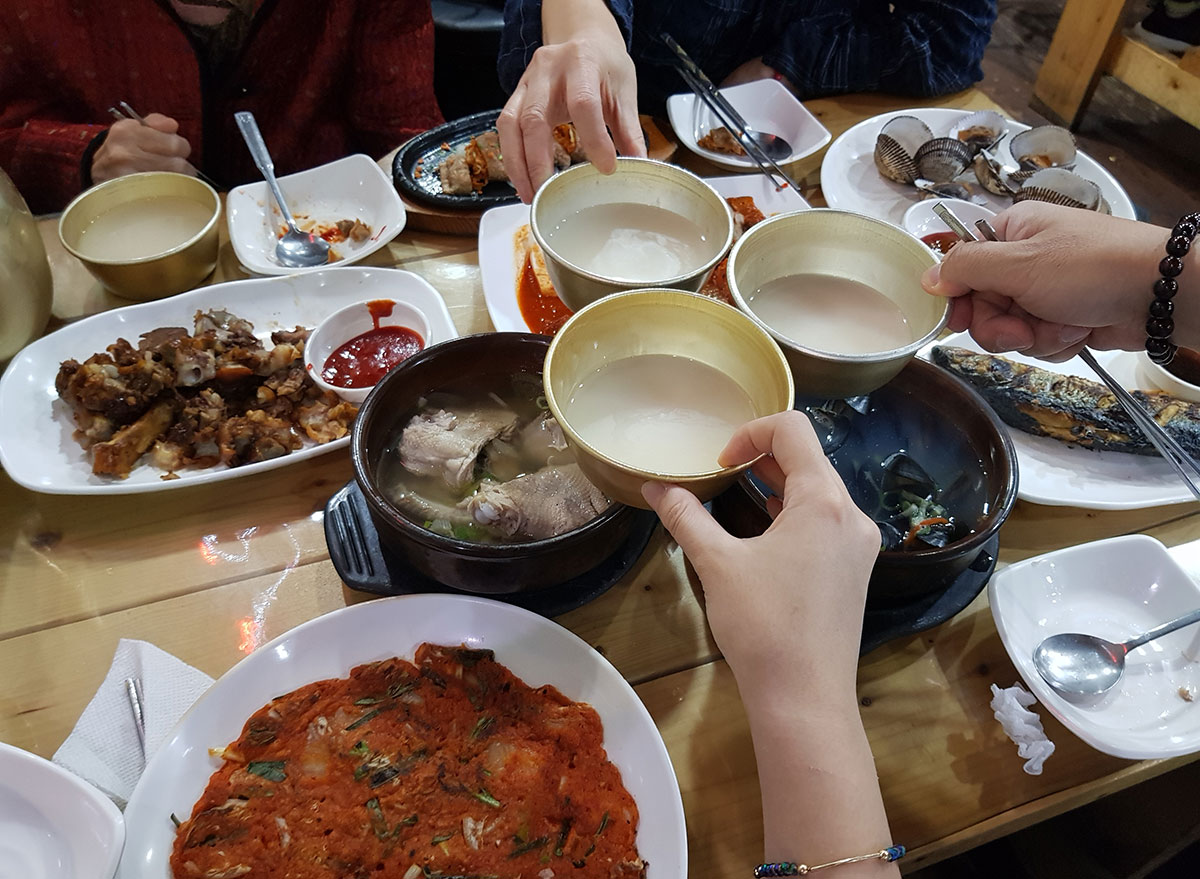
(347, 0), (445, 156)
(0, 118), (106, 215)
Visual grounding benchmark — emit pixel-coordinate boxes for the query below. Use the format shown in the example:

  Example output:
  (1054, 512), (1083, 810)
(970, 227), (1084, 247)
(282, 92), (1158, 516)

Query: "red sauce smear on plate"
(321, 299), (424, 388)
(517, 253), (573, 335)
(921, 231), (960, 255)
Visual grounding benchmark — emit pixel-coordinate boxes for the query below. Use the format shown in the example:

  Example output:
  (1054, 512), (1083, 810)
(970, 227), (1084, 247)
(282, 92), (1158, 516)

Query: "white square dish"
(989, 534), (1200, 759)
(666, 79), (831, 171)
(226, 154), (405, 275)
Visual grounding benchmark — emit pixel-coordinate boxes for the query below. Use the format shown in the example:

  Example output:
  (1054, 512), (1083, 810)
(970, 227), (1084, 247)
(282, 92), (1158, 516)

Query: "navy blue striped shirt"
(498, 0), (998, 113)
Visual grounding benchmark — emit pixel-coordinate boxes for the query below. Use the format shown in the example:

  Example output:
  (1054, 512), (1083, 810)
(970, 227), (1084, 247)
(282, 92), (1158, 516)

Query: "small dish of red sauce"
(920, 231), (960, 256)
(305, 298), (431, 403)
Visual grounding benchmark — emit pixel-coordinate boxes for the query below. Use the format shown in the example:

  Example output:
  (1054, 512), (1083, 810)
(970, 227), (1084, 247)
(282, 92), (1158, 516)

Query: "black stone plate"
(324, 480), (659, 617)
(859, 535), (998, 656)
(392, 109), (519, 210)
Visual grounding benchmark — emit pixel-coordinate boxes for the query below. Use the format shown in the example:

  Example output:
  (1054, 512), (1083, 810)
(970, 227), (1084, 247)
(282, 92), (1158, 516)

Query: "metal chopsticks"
(661, 33), (806, 197)
(107, 102), (221, 189)
(934, 204), (1200, 501)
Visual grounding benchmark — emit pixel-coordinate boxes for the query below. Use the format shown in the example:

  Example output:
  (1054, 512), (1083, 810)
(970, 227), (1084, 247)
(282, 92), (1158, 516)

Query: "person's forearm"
(542, 0), (624, 45)
(742, 692), (899, 878)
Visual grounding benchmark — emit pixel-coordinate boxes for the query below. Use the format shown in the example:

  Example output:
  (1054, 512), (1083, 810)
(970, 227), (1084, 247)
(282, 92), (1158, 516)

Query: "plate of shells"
(820, 107), (1136, 227)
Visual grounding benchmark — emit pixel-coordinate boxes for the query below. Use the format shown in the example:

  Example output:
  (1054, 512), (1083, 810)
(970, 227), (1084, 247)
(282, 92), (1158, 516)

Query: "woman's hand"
(92, 113), (193, 184)
(496, 0), (645, 203)
(641, 411), (879, 709)
(922, 201), (1185, 361)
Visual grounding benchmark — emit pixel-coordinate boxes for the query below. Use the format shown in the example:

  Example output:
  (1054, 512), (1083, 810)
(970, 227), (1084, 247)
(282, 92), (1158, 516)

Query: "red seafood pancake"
(171, 643), (645, 879)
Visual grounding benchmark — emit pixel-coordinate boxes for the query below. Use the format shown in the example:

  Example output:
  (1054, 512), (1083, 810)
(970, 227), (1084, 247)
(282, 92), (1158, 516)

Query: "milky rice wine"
(74, 196), (212, 261)
(543, 202), (710, 282)
(565, 353), (757, 474)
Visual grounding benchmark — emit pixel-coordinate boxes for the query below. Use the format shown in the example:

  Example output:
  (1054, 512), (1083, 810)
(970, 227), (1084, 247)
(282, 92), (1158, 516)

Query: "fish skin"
(930, 345), (1200, 457)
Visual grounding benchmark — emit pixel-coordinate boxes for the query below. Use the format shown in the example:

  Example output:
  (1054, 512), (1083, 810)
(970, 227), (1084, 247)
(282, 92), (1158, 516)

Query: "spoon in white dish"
(234, 111), (330, 269)
(1033, 608), (1200, 697)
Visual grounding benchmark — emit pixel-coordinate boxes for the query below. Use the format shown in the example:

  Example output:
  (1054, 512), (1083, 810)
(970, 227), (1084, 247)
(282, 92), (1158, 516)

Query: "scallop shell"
(949, 110), (1006, 155)
(1010, 125), (1077, 172)
(1013, 168), (1102, 211)
(972, 150), (1018, 196)
(914, 137), (973, 183)
(874, 115), (933, 184)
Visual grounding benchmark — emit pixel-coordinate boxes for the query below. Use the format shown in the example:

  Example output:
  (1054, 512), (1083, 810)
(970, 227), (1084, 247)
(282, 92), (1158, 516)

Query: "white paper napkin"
(53, 638), (213, 808)
(990, 682), (1055, 775)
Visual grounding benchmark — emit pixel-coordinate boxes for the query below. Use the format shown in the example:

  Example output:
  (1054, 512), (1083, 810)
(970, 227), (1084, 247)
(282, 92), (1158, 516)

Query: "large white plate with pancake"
(0, 268), (457, 495)
(119, 594), (686, 879)
(923, 333), (1195, 510)
(821, 107), (1136, 227)
(478, 174), (810, 333)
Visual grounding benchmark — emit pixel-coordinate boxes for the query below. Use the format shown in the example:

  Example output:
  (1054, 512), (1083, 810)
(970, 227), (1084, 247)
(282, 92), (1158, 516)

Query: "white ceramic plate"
(478, 175), (810, 332)
(0, 741), (124, 879)
(922, 333), (1194, 509)
(821, 108), (1136, 226)
(118, 594), (686, 879)
(666, 79), (831, 171)
(0, 268), (457, 495)
(990, 535), (1200, 760)
(227, 154), (406, 275)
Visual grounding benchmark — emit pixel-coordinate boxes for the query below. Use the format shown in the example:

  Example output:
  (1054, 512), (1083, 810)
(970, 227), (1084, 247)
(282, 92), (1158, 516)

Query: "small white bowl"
(902, 198), (997, 242)
(989, 534), (1200, 760)
(666, 78), (831, 171)
(227, 154), (405, 276)
(303, 271), (457, 404)
(0, 741), (125, 879)
(1137, 351), (1200, 404)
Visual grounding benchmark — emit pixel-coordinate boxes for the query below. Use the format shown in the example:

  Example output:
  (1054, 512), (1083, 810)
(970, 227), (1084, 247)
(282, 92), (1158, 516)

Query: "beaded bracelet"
(1146, 211), (1200, 366)
(754, 845), (906, 876)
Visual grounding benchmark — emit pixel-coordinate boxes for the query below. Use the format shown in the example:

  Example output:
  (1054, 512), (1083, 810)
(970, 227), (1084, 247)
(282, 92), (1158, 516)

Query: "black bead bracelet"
(1148, 211), (1200, 365)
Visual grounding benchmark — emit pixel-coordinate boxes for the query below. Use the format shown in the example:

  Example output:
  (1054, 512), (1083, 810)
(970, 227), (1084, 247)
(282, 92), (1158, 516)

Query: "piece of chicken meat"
(397, 406), (519, 491)
(468, 464), (609, 540)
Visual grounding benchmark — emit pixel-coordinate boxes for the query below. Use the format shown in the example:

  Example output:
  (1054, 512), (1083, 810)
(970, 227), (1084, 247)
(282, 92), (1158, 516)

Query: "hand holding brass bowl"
(543, 289), (794, 509)
(59, 171), (220, 301)
(727, 209), (947, 398)
(530, 157), (734, 312)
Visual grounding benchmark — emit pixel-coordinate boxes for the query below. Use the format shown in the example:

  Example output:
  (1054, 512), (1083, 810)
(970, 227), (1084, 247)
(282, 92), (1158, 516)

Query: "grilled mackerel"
(931, 345), (1200, 457)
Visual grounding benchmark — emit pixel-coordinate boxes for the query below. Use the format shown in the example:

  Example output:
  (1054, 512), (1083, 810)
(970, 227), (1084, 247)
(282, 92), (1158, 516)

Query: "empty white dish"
(666, 79), (831, 171)
(0, 741), (124, 879)
(902, 198), (997, 241)
(989, 534), (1200, 760)
(227, 153), (405, 275)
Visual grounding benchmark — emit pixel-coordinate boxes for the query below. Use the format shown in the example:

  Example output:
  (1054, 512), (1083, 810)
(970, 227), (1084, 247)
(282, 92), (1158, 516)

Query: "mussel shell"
(1013, 167), (1102, 211)
(1010, 124), (1077, 172)
(914, 137), (973, 184)
(874, 115), (932, 184)
(949, 110), (1006, 155)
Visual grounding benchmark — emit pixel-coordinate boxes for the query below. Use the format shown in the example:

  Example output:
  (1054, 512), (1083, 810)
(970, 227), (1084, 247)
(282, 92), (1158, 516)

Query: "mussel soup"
(376, 372), (610, 543)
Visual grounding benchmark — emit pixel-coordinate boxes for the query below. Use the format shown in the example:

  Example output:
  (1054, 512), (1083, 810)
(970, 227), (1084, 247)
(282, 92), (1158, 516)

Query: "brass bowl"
(58, 172), (220, 301)
(530, 157), (733, 312)
(543, 289), (794, 509)
(727, 209), (947, 397)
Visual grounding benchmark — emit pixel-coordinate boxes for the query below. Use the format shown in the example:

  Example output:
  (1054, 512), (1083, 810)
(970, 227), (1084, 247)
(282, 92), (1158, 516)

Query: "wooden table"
(3, 89), (1199, 876)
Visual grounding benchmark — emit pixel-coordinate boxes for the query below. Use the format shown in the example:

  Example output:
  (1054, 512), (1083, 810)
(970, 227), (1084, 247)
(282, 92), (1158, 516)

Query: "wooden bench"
(1033, 0), (1200, 129)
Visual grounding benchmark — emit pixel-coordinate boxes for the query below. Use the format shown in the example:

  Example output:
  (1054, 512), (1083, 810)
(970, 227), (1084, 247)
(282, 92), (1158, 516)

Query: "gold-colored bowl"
(58, 172), (220, 301)
(530, 158), (733, 312)
(543, 289), (794, 509)
(727, 209), (947, 398)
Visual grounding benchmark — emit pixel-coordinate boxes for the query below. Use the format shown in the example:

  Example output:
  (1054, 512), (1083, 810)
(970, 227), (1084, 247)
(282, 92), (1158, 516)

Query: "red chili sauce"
(321, 299), (424, 388)
(517, 252), (573, 335)
(921, 231), (960, 255)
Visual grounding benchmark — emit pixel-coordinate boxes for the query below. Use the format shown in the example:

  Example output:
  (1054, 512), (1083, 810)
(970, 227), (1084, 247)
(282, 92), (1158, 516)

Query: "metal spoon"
(233, 111), (329, 268)
(1033, 607), (1200, 696)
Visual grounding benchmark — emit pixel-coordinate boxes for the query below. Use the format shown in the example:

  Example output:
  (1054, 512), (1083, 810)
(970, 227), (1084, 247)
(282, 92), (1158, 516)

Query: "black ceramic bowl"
(712, 357), (1018, 603)
(351, 332), (638, 594)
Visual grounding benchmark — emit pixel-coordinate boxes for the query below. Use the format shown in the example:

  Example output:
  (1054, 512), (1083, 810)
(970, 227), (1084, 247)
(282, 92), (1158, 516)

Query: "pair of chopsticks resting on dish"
(933, 202), (1200, 501)
(107, 101), (221, 189)
(660, 33), (807, 198)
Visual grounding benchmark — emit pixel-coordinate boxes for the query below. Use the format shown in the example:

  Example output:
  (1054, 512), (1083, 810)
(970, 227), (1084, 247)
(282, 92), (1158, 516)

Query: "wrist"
(543, 0), (623, 45)
(1163, 218), (1200, 352)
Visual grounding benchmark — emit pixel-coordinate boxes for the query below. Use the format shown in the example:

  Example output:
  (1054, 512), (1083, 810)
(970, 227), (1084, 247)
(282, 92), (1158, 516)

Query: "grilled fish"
(931, 345), (1200, 457)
